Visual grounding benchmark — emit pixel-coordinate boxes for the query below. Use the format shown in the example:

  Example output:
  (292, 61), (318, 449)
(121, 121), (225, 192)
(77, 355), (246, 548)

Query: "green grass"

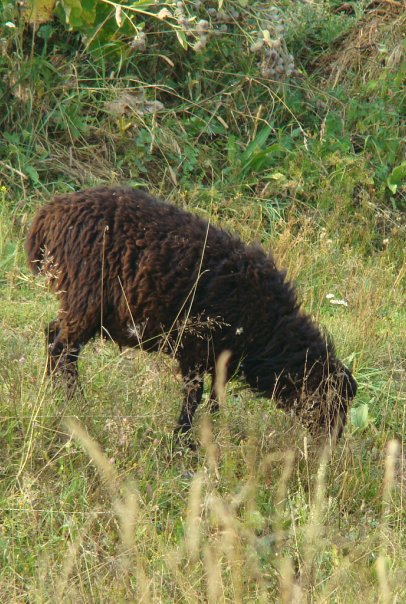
(0, 1), (405, 601)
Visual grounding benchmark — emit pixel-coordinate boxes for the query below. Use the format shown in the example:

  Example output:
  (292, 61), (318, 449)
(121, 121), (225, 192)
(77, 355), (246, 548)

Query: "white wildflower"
(330, 299), (349, 307)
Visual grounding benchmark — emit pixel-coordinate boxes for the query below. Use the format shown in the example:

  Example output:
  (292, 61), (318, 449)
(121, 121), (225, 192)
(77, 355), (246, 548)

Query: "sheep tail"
(25, 207), (48, 274)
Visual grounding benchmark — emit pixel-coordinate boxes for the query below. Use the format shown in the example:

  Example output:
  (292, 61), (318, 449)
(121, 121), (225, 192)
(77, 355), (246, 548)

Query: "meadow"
(0, 1), (405, 601)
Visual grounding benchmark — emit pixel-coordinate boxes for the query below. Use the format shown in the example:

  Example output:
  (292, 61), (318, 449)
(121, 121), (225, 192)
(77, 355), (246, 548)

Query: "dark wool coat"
(25, 186), (357, 440)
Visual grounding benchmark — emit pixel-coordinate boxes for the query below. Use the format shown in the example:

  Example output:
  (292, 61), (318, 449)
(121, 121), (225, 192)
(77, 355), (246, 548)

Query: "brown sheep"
(25, 186), (357, 443)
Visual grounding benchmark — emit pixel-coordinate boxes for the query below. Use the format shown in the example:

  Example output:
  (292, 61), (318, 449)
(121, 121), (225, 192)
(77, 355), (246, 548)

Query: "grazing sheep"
(25, 186), (357, 442)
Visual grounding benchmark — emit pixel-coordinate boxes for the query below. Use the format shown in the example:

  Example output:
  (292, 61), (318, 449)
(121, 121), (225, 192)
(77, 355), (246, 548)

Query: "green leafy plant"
(387, 161), (406, 194)
(240, 126), (282, 177)
(350, 403), (374, 432)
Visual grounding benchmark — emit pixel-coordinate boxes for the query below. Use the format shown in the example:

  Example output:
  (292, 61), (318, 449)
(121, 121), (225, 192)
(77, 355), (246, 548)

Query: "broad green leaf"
(267, 172), (285, 181)
(350, 404), (370, 431)
(61, 0), (83, 27)
(242, 143), (281, 175)
(60, 0), (96, 28)
(80, 0), (98, 26)
(387, 161), (406, 194)
(241, 126), (273, 163)
(3, 132), (20, 145)
(37, 23), (54, 41)
(25, 0), (56, 24)
(176, 30), (188, 50)
(24, 165), (40, 184)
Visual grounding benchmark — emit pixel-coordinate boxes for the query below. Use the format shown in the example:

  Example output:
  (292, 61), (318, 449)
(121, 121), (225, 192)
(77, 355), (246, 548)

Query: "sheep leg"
(45, 319), (63, 376)
(45, 319), (61, 350)
(175, 373), (204, 438)
(208, 393), (220, 415)
(208, 369), (220, 415)
(45, 319), (82, 393)
(208, 357), (232, 415)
